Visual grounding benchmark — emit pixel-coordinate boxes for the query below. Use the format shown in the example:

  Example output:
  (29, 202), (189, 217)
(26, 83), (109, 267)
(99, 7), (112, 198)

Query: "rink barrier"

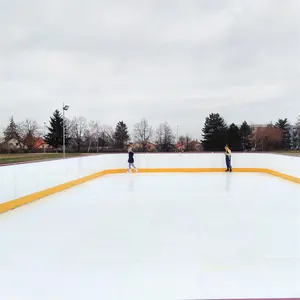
(0, 167), (299, 214)
(0, 168), (124, 214)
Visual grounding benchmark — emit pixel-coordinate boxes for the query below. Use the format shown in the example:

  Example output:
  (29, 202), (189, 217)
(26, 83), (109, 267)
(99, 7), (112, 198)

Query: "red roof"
(34, 138), (45, 149)
(176, 143), (185, 149)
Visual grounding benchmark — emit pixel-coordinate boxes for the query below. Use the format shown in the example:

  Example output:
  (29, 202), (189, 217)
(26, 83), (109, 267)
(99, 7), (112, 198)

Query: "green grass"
(0, 153), (86, 165)
(274, 150), (300, 156)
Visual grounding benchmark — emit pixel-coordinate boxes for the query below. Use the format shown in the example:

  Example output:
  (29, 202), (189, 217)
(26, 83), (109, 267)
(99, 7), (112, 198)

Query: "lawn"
(0, 153), (90, 165)
(274, 150), (300, 156)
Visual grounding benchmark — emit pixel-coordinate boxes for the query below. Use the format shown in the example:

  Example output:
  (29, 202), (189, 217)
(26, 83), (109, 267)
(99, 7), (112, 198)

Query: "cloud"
(0, 0), (299, 139)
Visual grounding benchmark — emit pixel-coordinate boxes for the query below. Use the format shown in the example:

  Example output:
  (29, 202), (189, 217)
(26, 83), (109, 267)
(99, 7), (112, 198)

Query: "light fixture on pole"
(176, 125), (179, 143)
(62, 103), (69, 158)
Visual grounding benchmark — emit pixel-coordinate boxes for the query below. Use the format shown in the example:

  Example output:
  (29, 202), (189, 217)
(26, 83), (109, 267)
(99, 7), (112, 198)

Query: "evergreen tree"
(113, 121), (130, 149)
(44, 110), (69, 149)
(239, 121), (252, 151)
(227, 123), (242, 151)
(201, 113), (228, 151)
(275, 118), (291, 149)
(3, 116), (20, 142)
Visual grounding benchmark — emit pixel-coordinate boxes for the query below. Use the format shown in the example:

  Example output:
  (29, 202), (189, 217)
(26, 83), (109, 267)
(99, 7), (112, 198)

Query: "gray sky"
(1, 0), (299, 139)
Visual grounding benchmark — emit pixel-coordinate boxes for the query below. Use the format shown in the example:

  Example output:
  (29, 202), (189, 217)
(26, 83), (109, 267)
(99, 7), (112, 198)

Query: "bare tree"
(93, 122), (102, 152)
(177, 135), (192, 151)
(84, 120), (99, 152)
(18, 119), (39, 150)
(252, 126), (283, 151)
(70, 117), (87, 152)
(98, 125), (115, 150)
(82, 121), (115, 152)
(19, 119), (39, 135)
(134, 118), (152, 150)
(155, 122), (175, 152)
(92, 125), (113, 151)
(184, 135), (193, 151)
(91, 122), (109, 152)
(293, 115), (300, 149)
(178, 136), (185, 144)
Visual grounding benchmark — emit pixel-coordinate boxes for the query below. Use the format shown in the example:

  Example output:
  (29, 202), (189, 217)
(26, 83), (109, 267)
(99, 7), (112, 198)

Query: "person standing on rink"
(225, 145), (232, 172)
(127, 145), (138, 173)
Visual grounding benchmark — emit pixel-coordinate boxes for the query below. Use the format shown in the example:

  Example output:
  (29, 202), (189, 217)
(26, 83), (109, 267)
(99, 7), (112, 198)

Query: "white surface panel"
(0, 173), (299, 299)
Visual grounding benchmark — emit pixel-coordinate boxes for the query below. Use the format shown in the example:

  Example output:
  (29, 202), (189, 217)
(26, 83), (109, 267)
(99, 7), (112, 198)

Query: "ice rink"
(0, 172), (299, 300)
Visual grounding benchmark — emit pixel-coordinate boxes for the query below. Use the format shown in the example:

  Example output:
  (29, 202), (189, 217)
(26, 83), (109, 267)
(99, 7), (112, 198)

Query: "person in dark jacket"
(225, 145), (232, 172)
(127, 146), (138, 173)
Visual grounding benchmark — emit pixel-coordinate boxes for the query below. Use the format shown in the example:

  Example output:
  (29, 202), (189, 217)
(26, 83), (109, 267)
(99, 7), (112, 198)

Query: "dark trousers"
(226, 156), (232, 169)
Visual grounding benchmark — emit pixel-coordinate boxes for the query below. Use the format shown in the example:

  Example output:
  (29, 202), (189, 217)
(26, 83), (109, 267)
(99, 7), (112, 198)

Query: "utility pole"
(62, 103), (70, 158)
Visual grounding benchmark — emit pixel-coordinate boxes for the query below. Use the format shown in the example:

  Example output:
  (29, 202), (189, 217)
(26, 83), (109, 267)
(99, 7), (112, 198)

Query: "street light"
(62, 103), (69, 158)
(176, 126), (179, 143)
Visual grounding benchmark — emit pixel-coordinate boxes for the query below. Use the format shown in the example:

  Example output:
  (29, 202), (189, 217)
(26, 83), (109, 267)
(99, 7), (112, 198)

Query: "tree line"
(1, 109), (300, 153)
(1, 110), (177, 153)
(202, 113), (299, 151)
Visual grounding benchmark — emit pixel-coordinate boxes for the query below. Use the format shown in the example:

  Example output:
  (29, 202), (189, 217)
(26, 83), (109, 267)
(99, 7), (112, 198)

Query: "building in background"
(33, 138), (51, 151)
(0, 138), (25, 152)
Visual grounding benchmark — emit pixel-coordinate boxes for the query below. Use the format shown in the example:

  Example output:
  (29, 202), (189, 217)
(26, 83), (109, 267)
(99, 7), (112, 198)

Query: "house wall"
(0, 138), (26, 151)
(0, 153), (299, 206)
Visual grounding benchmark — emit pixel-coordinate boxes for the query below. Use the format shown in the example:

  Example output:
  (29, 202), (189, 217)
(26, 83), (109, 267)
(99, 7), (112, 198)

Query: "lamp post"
(62, 103), (69, 158)
(176, 126), (179, 143)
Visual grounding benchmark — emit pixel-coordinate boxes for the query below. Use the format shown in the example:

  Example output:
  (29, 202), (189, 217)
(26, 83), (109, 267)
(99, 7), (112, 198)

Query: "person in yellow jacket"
(225, 145), (232, 172)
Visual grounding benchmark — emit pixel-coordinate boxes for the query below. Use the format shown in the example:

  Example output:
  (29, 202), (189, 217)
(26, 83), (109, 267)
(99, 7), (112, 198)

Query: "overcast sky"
(1, 0), (299, 139)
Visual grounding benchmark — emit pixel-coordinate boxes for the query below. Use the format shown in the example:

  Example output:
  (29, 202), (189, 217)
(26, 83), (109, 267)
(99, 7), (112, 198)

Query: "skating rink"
(0, 172), (299, 300)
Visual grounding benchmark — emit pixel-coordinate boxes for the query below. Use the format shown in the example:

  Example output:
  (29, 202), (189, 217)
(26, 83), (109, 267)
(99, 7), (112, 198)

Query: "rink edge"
(0, 167), (299, 214)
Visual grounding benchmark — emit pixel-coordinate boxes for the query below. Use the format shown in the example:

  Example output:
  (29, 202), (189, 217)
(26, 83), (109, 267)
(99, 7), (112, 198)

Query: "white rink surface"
(0, 173), (299, 300)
